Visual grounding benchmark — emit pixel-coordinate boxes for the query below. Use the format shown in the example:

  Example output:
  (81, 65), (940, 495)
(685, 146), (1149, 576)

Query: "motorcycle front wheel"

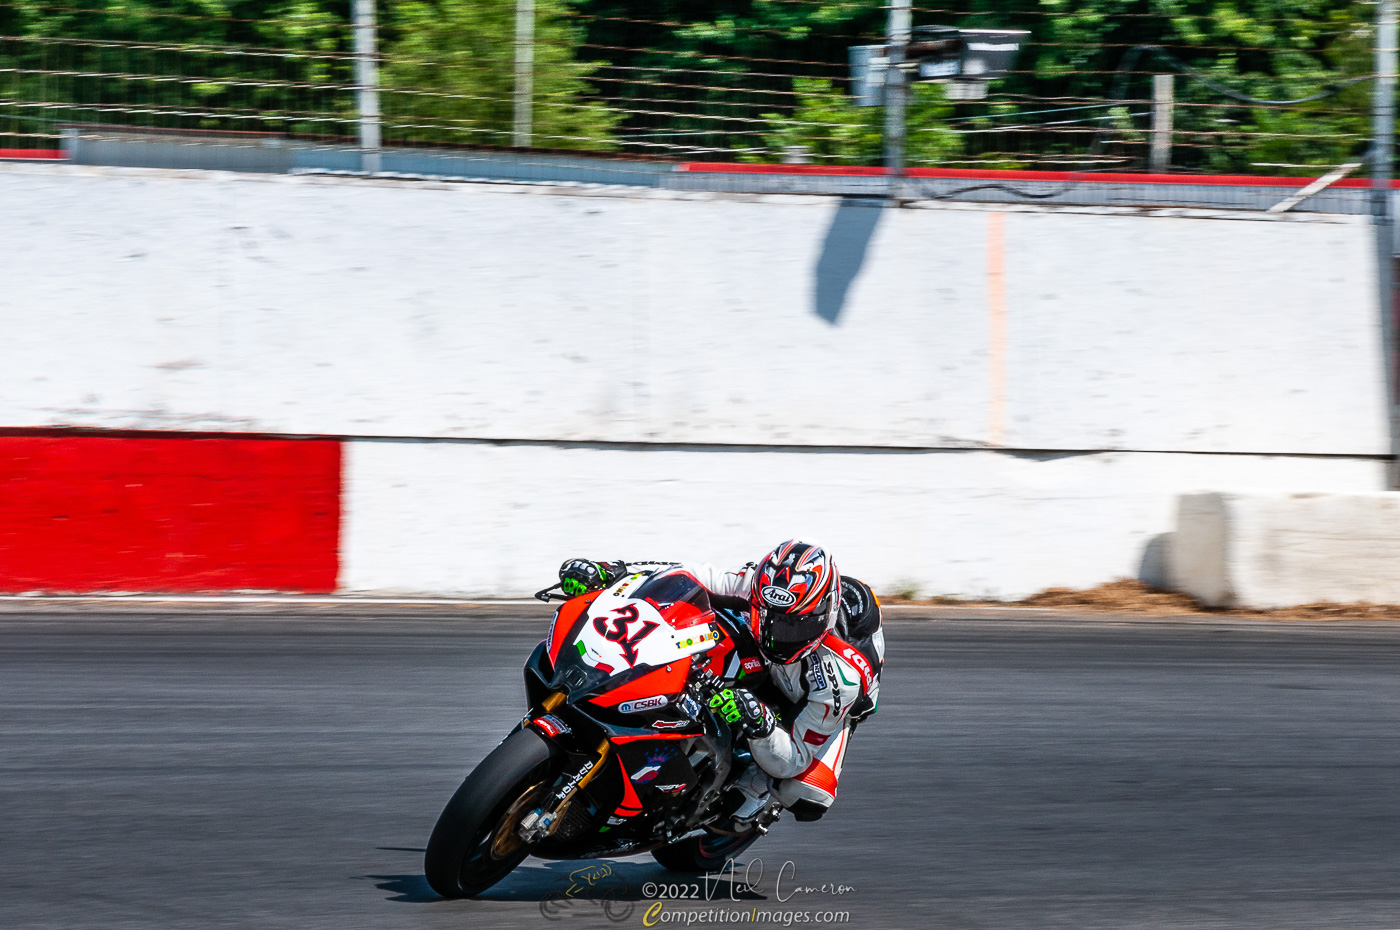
(424, 727), (559, 898)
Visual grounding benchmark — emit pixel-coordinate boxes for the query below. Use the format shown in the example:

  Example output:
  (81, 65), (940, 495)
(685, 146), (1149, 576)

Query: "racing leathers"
(684, 562), (885, 822)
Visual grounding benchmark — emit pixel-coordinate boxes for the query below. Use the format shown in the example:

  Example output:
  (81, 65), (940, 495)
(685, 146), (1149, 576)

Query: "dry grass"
(887, 579), (1400, 620)
(1021, 580), (1201, 614)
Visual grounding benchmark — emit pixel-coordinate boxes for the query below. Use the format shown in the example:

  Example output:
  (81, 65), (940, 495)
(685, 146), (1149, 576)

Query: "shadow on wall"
(813, 197), (885, 325)
(1138, 532), (1175, 589)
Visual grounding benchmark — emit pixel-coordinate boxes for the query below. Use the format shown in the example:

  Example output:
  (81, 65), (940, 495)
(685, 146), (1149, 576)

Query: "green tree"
(751, 79), (963, 166)
(0, 0), (617, 151)
(574, 0), (1379, 172)
(381, 0), (619, 149)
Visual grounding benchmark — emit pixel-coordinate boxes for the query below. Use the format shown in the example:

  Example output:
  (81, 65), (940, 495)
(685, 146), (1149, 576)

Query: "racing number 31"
(593, 604), (659, 666)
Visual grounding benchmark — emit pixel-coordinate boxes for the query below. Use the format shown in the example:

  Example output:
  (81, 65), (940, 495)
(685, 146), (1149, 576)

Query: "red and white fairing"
(545, 569), (735, 709)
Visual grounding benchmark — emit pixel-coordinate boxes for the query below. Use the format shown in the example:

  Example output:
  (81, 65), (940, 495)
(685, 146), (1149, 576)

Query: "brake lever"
(689, 666), (735, 701)
(533, 583), (565, 602)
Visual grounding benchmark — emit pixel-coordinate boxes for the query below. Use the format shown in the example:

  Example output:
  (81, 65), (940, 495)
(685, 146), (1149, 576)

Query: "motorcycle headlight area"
(548, 660), (615, 702)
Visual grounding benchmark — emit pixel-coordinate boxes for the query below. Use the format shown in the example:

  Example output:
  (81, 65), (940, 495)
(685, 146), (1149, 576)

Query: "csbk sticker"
(618, 694), (668, 714)
(761, 585), (797, 608)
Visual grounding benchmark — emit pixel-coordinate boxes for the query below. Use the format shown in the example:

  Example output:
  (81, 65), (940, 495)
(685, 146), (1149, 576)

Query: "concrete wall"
(0, 163), (1389, 597)
(0, 164), (1386, 454)
(340, 443), (1385, 599)
(1173, 492), (1400, 608)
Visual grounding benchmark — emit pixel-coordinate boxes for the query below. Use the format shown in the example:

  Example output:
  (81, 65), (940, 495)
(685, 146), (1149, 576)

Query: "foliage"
(0, 0), (1385, 173)
(0, 0), (615, 148)
(381, 0), (618, 149)
(573, 0), (1380, 172)
(749, 79), (963, 166)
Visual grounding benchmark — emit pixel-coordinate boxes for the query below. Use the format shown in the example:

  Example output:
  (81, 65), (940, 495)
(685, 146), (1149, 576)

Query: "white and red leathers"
(684, 562), (884, 819)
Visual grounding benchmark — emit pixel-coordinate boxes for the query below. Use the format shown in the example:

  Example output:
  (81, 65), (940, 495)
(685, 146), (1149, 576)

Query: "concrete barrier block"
(1172, 492), (1400, 608)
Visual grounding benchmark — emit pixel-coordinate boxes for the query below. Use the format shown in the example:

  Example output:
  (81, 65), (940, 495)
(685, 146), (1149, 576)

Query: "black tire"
(651, 829), (762, 872)
(424, 728), (559, 898)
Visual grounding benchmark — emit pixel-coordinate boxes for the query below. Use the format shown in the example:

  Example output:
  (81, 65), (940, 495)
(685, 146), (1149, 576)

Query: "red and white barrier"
(0, 164), (1390, 598)
(0, 433), (339, 593)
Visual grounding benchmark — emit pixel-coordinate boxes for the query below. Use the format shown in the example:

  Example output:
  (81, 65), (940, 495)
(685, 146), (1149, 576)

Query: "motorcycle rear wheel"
(424, 728), (559, 898)
(651, 829), (761, 872)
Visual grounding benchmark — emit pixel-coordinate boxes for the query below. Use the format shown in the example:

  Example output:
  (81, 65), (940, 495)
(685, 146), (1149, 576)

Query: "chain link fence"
(0, 0), (1390, 210)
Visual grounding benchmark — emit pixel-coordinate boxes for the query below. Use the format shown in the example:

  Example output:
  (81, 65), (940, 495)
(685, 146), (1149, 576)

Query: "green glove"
(559, 559), (627, 597)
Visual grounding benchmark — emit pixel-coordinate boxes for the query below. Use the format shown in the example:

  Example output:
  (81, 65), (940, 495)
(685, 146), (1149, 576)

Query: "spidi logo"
(761, 586), (797, 608)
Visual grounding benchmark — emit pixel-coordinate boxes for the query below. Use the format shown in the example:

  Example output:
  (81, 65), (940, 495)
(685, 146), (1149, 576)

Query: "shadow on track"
(366, 858), (765, 905)
(368, 874), (438, 903)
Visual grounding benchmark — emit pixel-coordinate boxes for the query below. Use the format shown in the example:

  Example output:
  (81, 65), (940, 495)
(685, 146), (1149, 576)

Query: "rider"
(558, 540), (884, 824)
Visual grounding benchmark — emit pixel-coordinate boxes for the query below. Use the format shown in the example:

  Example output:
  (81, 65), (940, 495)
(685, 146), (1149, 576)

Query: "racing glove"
(558, 559), (628, 597)
(709, 687), (776, 740)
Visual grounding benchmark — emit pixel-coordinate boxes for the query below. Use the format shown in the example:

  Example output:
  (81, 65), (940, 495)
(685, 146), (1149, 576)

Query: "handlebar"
(533, 583), (567, 603)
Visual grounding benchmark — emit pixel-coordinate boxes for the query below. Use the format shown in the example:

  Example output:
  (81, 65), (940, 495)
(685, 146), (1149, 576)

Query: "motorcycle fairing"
(519, 570), (758, 860)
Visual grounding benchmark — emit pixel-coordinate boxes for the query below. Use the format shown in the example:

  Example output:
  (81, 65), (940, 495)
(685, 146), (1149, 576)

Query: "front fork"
(517, 692), (611, 843)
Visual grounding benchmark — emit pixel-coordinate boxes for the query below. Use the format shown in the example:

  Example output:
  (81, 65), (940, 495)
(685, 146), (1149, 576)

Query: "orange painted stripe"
(987, 213), (1007, 448)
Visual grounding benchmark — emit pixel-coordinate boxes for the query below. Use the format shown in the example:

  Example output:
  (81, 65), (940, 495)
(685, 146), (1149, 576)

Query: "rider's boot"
(727, 763), (779, 828)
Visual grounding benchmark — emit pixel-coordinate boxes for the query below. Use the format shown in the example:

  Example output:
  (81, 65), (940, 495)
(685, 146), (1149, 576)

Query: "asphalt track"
(3, 605), (1399, 930)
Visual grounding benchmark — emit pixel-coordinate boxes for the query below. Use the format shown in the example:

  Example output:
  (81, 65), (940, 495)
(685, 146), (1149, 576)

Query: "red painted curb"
(676, 162), (1396, 190)
(0, 149), (66, 160)
(0, 435), (341, 593)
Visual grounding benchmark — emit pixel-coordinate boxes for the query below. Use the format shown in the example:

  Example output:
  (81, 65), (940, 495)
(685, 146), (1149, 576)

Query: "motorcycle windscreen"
(547, 640), (616, 702)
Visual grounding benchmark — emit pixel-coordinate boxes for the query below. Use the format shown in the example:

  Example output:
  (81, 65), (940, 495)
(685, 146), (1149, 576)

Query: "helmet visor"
(758, 605), (832, 664)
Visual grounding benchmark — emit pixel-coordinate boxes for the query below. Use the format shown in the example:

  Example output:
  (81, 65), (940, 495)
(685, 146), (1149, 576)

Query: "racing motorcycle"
(424, 565), (781, 898)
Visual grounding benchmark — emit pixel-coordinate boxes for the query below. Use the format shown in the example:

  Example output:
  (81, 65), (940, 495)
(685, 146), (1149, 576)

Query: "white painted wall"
(340, 441), (1386, 599)
(3, 164), (1391, 598)
(0, 164), (1386, 455)
(1172, 491), (1400, 608)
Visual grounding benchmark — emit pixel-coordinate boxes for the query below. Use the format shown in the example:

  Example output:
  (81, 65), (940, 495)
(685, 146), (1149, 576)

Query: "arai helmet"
(748, 540), (840, 664)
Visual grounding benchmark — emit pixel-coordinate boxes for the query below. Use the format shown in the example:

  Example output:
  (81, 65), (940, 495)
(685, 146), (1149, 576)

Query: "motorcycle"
(424, 564), (781, 898)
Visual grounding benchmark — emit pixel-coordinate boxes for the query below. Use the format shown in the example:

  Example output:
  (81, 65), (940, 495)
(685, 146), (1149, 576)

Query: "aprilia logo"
(618, 694), (668, 714)
(761, 585), (797, 608)
(741, 656), (763, 674)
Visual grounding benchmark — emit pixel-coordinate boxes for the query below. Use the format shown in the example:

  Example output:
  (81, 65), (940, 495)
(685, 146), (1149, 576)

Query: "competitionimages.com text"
(641, 904), (851, 926)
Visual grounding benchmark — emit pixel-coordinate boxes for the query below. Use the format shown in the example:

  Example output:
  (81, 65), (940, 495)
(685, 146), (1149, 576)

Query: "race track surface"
(3, 606), (1399, 930)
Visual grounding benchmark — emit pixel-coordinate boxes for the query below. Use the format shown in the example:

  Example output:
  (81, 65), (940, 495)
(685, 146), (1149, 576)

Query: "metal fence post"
(1150, 74), (1173, 172)
(353, 0), (381, 173)
(883, 0), (911, 198)
(1375, 0), (1398, 487)
(514, 0), (535, 148)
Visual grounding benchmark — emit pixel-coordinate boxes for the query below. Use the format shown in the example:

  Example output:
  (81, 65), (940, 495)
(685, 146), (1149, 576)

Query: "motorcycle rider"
(558, 540), (884, 824)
